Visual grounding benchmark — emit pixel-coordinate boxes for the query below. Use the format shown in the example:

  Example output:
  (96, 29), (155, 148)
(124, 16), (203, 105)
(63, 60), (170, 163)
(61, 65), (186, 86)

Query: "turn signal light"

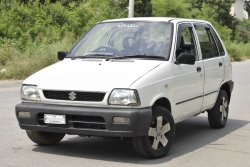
(18, 111), (31, 118)
(113, 117), (130, 123)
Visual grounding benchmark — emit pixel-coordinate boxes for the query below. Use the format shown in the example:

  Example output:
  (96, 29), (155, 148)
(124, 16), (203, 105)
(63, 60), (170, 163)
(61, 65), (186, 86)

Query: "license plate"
(44, 114), (66, 124)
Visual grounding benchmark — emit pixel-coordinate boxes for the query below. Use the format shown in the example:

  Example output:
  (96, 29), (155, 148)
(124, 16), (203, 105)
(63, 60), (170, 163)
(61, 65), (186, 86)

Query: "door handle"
(197, 67), (201, 72)
(219, 62), (223, 67)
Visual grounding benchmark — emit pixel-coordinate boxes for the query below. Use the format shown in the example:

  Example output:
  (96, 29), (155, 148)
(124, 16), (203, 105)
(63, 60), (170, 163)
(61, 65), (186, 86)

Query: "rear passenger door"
(194, 24), (225, 111)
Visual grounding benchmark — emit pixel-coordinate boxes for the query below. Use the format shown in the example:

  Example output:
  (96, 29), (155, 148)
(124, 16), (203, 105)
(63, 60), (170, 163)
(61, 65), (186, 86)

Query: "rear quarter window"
(211, 29), (225, 55)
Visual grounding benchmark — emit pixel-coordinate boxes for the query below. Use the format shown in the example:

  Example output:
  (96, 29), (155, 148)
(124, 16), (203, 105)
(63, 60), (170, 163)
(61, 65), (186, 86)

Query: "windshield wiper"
(105, 56), (126, 61)
(127, 54), (166, 59)
(72, 54), (108, 60)
(105, 54), (166, 61)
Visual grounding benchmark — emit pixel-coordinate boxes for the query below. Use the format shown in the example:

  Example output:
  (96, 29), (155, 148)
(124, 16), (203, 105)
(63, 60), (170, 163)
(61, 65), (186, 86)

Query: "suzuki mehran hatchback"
(16, 17), (234, 158)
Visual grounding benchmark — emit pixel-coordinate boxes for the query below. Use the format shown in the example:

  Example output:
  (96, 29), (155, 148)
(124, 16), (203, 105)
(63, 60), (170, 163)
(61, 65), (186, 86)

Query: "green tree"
(134, 0), (152, 17)
(234, 19), (250, 43)
(151, 0), (190, 18)
(0, 0), (81, 48)
(12, 0), (83, 5)
(86, 0), (127, 20)
(187, 0), (235, 28)
(244, 0), (250, 18)
(196, 3), (232, 41)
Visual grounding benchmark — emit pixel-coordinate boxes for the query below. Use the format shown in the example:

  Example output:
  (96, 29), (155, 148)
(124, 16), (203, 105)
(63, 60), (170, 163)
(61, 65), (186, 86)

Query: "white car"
(16, 17), (234, 159)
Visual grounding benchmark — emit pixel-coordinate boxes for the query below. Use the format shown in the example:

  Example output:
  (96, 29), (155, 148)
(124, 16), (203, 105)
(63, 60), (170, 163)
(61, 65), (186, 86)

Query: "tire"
(133, 106), (175, 159)
(208, 89), (229, 128)
(26, 130), (65, 145)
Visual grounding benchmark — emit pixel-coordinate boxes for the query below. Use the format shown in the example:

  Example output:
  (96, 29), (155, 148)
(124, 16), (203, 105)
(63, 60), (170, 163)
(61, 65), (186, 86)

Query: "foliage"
(234, 19), (250, 43)
(134, 0), (152, 17)
(194, 3), (232, 41)
(0, 0), (81, 49)
(224, 41), (250, 61)
(86, 0), (127, 21)
(187, 0), (237, 40)
(187, 0), (235, 28)
(152, 0), (190, 18)
(0, 34), (75, 79)
(244, 0), (250, 18)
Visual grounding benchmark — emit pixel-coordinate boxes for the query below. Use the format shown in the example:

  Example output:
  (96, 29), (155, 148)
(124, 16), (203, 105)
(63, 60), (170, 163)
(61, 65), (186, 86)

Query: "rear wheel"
(208, 89), (229, 128)
(133, 106), (175, 159)
(26, 130), (65, 145)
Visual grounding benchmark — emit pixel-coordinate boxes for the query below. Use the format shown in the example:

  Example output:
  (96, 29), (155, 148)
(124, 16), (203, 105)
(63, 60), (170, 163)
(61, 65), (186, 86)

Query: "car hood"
(23, 59), (163, 92)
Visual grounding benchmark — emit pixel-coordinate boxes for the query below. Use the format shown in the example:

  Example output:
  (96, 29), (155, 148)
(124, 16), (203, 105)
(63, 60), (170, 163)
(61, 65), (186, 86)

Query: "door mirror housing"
(175, 53), (195, 65)
(58, 51), (67, 60)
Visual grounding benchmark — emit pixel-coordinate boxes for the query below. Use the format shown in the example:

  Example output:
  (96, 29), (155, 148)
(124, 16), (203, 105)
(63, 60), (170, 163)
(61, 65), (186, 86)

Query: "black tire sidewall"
(26, 130), (65, 145)
(208, 89), (229, 128)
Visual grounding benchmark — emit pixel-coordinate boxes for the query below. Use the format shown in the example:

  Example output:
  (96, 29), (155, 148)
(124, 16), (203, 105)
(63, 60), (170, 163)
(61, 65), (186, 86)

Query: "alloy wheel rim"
(148, 116), (170, 150)
(220, 96), (228, 121)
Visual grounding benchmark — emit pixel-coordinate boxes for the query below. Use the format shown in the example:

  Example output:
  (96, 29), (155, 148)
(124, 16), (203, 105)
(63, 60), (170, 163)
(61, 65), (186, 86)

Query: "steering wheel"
(92, 45), (119, 55)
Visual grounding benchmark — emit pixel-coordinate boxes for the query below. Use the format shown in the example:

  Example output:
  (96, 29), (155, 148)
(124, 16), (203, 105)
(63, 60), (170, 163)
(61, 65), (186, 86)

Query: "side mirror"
(58, 51), (67, 60)
(175, 53), (195, 65)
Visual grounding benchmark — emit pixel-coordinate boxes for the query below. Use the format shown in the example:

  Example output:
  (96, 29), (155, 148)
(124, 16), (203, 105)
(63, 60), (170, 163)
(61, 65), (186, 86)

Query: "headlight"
(21, 85), (40, 101)
(108, 89), (140, 106)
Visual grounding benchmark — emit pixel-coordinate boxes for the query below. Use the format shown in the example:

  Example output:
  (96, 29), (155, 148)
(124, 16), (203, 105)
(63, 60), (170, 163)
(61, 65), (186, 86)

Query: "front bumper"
(15, 103), (152, 137)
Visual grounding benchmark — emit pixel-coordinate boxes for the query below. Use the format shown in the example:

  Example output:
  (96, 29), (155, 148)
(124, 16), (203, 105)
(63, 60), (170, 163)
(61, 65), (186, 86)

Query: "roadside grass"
(0, 36), (75, 80)
(225, 42), (250, 61)
(0, 40), (250, 80)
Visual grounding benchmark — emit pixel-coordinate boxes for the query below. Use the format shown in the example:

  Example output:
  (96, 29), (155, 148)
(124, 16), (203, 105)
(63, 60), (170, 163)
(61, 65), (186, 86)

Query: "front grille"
(69, 115), (106, 129)
(43, 90), (105, 102)
(38, 114), (106, 129)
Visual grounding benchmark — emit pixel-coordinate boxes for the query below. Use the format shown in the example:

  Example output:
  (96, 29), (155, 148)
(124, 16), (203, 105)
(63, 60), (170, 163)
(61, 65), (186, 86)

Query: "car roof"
(101, 17), (211, 24)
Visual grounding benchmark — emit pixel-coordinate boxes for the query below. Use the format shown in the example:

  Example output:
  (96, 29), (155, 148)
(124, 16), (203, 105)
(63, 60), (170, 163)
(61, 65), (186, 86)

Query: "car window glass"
(176, 26), (198, 61)
(211, 29), (225, 55)
(207, 29), (220, 57)
(195, 27), (214, 59)
(74, 26), (111, 56)
(150, 25), (171, 41)
(148, 25), (171, 57)
(71, 22), (172, 59)
(107, 24), (171, 57)
(112, 28), (138, 50)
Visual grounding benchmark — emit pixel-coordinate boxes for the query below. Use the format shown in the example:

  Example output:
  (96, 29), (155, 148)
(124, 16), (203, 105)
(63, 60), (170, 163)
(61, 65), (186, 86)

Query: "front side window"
(70, 22), (172, 59)
(176, 24), (198, 60)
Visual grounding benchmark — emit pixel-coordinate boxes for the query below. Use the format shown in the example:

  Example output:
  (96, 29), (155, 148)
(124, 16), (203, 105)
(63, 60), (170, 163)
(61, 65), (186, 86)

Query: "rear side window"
(195, 26), (220, 59)
(207, 29), (220, 57)
(211, 29), (225, 55)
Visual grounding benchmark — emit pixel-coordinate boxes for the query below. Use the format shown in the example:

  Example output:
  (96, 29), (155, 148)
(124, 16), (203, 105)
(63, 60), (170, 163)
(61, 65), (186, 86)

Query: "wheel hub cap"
(220, 96), (228, 121)
(148, 116), (170, 150)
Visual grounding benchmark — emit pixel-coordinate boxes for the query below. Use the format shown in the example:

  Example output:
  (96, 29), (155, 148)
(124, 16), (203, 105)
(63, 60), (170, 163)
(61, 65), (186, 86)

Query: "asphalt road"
(0, 60), (250, 167)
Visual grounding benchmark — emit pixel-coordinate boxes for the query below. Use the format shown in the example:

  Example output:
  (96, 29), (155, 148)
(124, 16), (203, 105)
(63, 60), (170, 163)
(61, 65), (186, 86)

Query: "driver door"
(172, 23), (204, 121)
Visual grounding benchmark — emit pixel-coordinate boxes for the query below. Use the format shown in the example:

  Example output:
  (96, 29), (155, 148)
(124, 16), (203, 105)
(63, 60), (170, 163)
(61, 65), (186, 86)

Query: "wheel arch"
(152, 97), (172, 114)
(220, 81), (232, 103)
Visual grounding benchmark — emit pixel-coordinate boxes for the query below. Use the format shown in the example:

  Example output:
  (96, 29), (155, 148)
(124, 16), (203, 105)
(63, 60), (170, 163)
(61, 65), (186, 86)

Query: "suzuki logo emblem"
(69, 92), (76, 100)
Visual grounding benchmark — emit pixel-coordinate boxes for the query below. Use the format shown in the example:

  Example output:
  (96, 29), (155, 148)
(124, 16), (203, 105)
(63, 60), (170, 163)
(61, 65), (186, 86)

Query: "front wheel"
(133, 106), (175, 159)
(26, 130), (65, 145)
(208, 89), (229, 128)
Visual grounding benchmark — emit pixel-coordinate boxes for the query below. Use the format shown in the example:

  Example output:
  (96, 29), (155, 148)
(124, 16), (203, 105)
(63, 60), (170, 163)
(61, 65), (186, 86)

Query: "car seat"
(176, 36), (186, 57)
(119, 37), (141, 56)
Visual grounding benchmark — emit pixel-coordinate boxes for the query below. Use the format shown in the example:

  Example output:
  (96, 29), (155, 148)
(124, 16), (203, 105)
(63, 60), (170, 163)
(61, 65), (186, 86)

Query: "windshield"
(70, 21), (172, 59)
